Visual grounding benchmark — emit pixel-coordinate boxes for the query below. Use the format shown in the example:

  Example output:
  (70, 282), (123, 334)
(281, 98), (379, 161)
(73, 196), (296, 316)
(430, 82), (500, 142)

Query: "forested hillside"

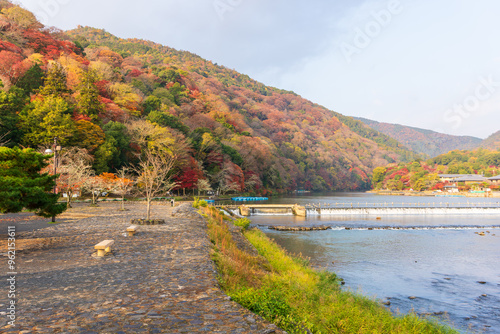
(356, 117), (482, 158)
(480, 130), (500, 150)
(372, 149), (500, 191)
(0, 1), (417, 194)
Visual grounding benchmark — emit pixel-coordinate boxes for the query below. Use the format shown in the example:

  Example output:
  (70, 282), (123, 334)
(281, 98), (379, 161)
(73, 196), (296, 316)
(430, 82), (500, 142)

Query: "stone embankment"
(268, 226), (330, 231)
(0, 202), (285, 333)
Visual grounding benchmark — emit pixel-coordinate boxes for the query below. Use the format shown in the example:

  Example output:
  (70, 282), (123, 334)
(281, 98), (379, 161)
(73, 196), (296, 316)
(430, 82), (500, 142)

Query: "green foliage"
(38, 62), (69, 97)
(76, 69), (103, 120)
(0, 16), (425, 198)
(0, 86), (27, 146)
(168, 82), (188, 105)
(192, 197), (208, 209)
(233, 217), (251, 230)
(147, 110), (190, 135)
(0, 147), (66, 217)
(15, 63), (45, 95)
(204, 208), (458, 334)
(151, 87), (175, 105)
(93, 121), (130, 173)
(142, 95), (161, 115)
(93, 138), (118, 174)
(19, 95), (75, 147)
(372, 166), (387, 184)
(231, 286), (293, 329)
(158, 68), (181, 83)
(221, 143), (243, 166)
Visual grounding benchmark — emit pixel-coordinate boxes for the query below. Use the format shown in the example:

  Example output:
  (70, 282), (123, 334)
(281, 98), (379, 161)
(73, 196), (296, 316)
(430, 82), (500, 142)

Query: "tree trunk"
(146, 198), (151, 220)
(121, 195), (125, 210)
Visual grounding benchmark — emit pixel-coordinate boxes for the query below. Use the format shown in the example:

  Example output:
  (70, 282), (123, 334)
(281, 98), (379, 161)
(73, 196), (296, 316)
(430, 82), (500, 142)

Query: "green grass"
(202, 206), (459, 334)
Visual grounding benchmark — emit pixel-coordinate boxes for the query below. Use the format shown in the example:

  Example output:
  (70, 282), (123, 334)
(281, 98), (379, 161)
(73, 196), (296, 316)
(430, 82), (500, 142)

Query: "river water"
(244, 193), (500, 334)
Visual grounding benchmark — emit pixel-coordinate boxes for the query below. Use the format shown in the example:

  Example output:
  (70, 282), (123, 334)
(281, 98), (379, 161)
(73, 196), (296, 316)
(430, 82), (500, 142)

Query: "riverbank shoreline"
(368, 190), (500, 198)
(203, 206), (459, 333)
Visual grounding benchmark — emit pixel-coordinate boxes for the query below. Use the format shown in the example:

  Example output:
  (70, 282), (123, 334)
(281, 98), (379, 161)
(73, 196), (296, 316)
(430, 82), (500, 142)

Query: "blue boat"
(231, 197), (269, 202)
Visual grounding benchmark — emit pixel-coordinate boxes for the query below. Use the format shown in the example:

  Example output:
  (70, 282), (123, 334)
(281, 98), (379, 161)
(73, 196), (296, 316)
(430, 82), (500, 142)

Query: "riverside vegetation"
(200, 203), (458, 334)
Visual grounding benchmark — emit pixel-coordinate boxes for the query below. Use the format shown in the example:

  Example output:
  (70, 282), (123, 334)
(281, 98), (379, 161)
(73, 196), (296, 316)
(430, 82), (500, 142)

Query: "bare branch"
(131, 149), (177, 219)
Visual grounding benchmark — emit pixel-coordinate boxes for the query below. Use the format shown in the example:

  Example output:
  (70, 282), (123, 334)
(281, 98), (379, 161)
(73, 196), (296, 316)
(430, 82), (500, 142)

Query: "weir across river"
(216, 201), (500, 217)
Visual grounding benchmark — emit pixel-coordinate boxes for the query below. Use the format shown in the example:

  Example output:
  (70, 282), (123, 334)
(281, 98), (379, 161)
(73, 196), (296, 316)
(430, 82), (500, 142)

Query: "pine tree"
(16, 63), (45, 95)
(0, 147), (67, 217)
(38, 62), (70, 97)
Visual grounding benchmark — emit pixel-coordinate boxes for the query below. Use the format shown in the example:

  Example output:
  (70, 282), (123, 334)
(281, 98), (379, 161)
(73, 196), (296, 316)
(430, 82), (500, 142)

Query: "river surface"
(244, 193), (500, 334)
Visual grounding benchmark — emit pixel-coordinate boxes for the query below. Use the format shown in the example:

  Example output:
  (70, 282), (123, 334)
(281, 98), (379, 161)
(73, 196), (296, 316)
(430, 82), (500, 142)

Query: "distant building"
(438, 174), (477, 182)
(452, 175), (488, 184)
(443, 185), (459, 193)
(489, 175), (500, 185)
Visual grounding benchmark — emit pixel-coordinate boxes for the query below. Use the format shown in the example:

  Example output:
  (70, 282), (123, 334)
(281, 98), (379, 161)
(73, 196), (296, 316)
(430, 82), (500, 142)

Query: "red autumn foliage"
(95, 80), (111, 98)
(0, 50), (27, 82)
(128, 69), (142, 77)
(0, 40), (23, 53)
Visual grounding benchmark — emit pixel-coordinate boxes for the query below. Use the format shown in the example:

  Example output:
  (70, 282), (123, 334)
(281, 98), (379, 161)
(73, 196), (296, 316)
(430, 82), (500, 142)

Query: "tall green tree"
(0, 86), (27, 147)
(15, 63), (45, 96)
(93, 121), (131, 173)
(19, 95), (75, 147)
(38, 62), (69, 97)
(76, 69), (103, 121)
(0, 147), (66, 217)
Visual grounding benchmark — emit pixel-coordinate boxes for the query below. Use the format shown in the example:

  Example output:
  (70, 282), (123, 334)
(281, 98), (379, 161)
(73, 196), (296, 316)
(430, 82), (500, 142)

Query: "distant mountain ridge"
(480, 130), (500, 150)
(355, 117), (483, 157)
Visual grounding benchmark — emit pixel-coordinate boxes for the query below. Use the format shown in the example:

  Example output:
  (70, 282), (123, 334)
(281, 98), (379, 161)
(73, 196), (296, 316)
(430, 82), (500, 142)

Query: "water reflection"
(253, 194), (500, 334)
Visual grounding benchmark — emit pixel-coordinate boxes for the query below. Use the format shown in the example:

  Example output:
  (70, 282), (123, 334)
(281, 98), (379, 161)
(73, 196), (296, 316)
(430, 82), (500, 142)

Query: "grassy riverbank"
(201, 206), (459, 333)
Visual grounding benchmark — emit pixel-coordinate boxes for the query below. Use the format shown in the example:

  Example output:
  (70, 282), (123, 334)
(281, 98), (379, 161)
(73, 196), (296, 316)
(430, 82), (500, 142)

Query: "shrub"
(192, 197), (208, 209)
(233, 217), (251, 230)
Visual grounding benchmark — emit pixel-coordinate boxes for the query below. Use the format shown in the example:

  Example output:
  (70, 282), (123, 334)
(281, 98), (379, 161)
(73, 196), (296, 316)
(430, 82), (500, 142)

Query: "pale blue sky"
(16, 0), (500, 138)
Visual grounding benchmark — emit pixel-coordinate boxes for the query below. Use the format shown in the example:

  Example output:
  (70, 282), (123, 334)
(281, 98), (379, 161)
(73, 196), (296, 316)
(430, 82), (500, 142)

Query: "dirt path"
(0, 202), (284, 333)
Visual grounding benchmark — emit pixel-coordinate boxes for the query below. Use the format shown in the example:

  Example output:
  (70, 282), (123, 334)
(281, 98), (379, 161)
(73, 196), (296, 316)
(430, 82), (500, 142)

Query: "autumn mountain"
(0, 1), (417, 193)
(480, 130), (500, 150)
(355, 117), (483, 158)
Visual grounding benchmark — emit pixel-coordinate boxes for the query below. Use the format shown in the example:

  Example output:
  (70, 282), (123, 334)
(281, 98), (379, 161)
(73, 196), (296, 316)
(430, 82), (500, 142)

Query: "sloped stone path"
(0, 202), (284, 333)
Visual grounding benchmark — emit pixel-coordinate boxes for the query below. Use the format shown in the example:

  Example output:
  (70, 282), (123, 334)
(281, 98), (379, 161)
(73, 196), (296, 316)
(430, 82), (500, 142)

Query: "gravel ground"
(0, 201), (285, 333)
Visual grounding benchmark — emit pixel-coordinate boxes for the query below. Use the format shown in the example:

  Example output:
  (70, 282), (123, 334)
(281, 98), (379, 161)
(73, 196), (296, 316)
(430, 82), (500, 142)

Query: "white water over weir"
(221, 202), (500, 216)
(306, 207), (500, 216)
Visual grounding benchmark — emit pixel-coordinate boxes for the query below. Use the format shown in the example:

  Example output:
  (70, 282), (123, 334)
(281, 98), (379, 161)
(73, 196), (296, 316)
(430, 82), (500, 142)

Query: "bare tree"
(114, 167), (133, 211)
(82, 174), (113, 206)
(196, 178), (212, 196)
(57, 148), (93, 208)
(244, 173), (262, 192)
(132, 150), (177, 220)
